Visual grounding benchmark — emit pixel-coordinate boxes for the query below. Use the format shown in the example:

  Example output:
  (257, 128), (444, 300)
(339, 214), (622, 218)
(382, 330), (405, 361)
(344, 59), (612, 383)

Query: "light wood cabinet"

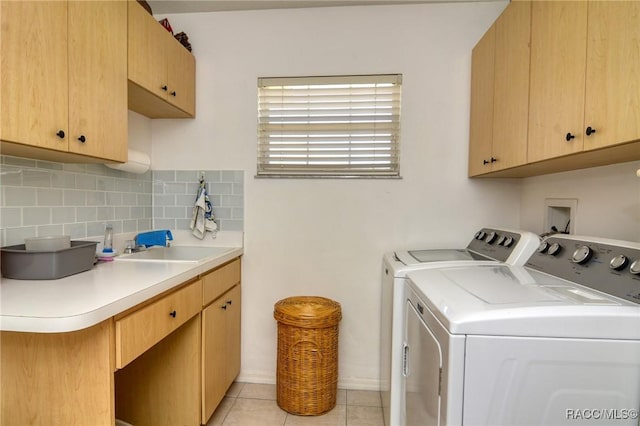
(201, 259), (242, 424)
(471, 0), (640, 178)
(528, 0), (640, 164)
(583, 1), (640, 152)
(528, 1), (588, 163)
(0, 1), (128, 163)
(1, 320), (115, 426)
(468, 24), (495, 177)
(491, 0), (530, 172)
(115, 279), (202, 369)
(468, 1), (530, 176)
(116, 315), (201, 426)
(127, 0), (196, 118)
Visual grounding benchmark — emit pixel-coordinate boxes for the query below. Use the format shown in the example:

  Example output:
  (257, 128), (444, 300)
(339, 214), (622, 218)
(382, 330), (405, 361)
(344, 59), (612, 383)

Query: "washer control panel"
(526, 236), (640, 304)
(466, 228), (523, 262)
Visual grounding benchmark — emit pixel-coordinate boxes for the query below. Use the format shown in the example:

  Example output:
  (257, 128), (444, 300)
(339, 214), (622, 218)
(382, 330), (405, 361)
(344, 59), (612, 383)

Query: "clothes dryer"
(404, 235), (640, 426)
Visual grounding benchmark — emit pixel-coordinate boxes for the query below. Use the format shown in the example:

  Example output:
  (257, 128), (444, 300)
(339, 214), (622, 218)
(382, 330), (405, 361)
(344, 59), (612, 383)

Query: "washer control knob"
(497, 235), (506, 246)
(548, 242), (562, 256)
(503, 236), (515, 248)
(630, 259), (640, 275)
(486, 231), (498, 244)
(609, 255), (629, 271)
(571, 245), (593, 264)
(476, 231), (486, 240)
(537, 241), (549, 253)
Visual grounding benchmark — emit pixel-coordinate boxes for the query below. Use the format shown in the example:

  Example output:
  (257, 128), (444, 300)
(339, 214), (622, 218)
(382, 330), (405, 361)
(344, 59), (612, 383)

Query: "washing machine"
(381, 227), (540, 426)
(404, 234), (640, 425)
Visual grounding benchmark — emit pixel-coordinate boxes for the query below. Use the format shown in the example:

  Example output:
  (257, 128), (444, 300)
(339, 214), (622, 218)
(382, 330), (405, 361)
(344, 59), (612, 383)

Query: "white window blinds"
(257, 74), (402, 177)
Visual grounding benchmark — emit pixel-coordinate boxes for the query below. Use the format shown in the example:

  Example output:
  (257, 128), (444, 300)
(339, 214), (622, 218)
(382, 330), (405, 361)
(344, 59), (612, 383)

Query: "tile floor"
(206, 382), (383, 426)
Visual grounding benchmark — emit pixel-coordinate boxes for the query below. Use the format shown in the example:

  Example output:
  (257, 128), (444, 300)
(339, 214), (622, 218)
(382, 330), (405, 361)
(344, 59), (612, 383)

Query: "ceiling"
(147, 0), (483, 14)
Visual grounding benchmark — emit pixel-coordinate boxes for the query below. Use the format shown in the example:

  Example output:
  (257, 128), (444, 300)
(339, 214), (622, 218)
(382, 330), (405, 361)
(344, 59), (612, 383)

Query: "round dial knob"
(486, 231), (498, 244)
(496, 235), (506, 246)
(630, 259), (640, 275)
(548, 242), (562, 256)
(571, 245), (593, 264)
(503, 236), (514, 248)
(476, 231), (486, 240)
(609, 255), (629, 271)
(537, 241), (549, 253)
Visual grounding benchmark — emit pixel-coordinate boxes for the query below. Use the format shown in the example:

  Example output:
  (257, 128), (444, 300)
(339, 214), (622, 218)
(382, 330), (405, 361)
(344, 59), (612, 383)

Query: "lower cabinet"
(202, 284), (242, 423)
(0, 257), (242, 426)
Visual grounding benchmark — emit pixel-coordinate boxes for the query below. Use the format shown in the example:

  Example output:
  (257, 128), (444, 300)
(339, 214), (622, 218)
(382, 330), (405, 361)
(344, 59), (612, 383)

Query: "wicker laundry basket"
(274, 296), (342, 416)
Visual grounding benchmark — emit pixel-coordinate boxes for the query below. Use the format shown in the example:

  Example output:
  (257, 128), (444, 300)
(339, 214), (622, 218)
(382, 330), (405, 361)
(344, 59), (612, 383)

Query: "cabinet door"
(528, 1), (588, 162)
(68, 0), (127, 162)
(468, 25), (495, 177)
(202, 284), (241, 424)
(491, 1), (530, 171)
(583, 1), (640, 151)
(0, 1), (68, 151)
(128, 0), (167, 100)
(166, 36), (196, 116)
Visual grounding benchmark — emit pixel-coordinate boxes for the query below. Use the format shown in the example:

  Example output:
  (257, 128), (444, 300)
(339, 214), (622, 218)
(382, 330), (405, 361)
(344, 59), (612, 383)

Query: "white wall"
(151, 2), (520, 389)
(520, 161), (640, 241)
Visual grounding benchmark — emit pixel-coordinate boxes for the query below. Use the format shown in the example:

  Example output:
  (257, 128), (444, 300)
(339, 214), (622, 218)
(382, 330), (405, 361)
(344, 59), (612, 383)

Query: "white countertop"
(0, 239), (243, 333)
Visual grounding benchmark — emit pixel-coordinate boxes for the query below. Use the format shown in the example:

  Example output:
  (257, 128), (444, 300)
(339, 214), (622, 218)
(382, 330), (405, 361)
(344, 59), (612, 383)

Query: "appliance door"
(404, 299), (442, 426)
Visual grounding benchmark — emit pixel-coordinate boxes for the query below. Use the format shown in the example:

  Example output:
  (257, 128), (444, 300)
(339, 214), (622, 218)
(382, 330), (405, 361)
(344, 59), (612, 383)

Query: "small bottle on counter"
(103, 224), (114, 253)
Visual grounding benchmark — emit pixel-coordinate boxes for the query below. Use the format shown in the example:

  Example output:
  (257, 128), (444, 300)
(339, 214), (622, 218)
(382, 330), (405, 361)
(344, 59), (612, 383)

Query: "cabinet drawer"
(202, 258), (241, 306)
(116, 280), (202, 369)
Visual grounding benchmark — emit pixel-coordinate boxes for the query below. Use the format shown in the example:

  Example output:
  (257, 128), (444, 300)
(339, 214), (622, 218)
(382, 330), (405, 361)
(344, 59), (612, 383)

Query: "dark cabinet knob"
(490, 157), (497, 163)
(586, 126), (597, 136)
(565, 132), (576, 141)
(169, 310), (177, 318)
(170, 91), (176, 97)
(56, 130), (65, 139)
(77, 135), (86, 143)
(161, 85), (168, 91)
(226, 300), (232, 305)
(483, 159), (490, 165)
(221, 305), (228, 310)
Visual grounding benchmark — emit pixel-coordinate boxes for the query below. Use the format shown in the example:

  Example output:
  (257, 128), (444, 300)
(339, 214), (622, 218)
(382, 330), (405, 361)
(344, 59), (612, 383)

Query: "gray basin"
(116, 246), (234, 263)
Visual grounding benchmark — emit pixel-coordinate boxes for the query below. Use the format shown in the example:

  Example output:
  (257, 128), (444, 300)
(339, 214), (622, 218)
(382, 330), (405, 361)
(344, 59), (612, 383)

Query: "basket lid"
(274, 296), (342, 328)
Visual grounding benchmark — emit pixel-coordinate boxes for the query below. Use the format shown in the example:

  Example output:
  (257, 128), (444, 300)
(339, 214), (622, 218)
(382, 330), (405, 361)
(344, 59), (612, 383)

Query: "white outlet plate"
(544, 198), (577, 234)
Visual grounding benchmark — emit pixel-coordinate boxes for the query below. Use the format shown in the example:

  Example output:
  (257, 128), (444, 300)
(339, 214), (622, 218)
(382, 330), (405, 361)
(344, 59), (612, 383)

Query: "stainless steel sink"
(116, 246), (234, 263)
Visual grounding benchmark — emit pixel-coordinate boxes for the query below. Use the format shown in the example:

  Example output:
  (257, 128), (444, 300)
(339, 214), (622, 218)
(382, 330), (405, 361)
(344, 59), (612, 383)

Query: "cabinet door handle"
(169, 310), (177, 318)
(585, 126), (597, 136)
(161, 85), (168, 91)
(77, 135), (86, 143)
(56, 130), (65, 139)
(490, 157), (497, 163)
(483, 159), (490, 165)
(226, 300), (232, 305)
(565, 132), (576, 141)
(221, 305), (228, 310)
(170, 91), (176, 97)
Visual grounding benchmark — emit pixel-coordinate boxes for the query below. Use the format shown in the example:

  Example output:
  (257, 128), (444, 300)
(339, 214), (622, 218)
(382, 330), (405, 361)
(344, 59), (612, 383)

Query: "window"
(257, 74), (402, 178)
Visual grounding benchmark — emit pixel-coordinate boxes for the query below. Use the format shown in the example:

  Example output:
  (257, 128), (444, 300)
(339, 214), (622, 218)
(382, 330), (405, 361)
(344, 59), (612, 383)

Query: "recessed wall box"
(544, 198), (577, 234)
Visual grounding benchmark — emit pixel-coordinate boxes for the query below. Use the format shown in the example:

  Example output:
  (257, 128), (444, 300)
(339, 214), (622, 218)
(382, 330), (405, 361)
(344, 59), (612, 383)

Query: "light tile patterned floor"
(206, 383), (383, 426)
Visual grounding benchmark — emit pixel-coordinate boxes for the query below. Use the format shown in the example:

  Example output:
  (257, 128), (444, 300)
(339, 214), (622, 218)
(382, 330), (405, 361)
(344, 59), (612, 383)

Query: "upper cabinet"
(469, 1), (531, 176)
(0, 1), (127, 163)
(528, 1), (588, 162)
(470, 0), (640, 178)
(127, 1), (196, 118)
(468, 25), (495, 177)
(583, 1), (640, 152)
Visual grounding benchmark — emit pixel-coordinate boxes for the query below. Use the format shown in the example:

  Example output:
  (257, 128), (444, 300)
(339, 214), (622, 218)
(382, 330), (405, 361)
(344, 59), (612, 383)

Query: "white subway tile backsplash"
(0, 156), (243, 246)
